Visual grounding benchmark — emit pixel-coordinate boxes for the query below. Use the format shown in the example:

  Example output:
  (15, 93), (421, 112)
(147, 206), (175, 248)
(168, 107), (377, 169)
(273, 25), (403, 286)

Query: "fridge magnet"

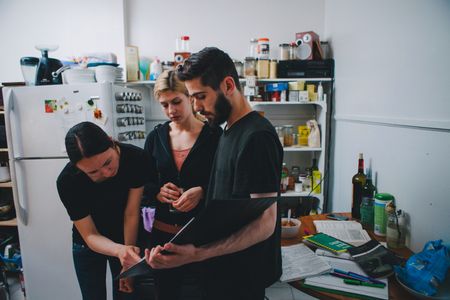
(44, 100), (58, 113)
(93, 108), (108, 125)
(57, 98), (70, 114)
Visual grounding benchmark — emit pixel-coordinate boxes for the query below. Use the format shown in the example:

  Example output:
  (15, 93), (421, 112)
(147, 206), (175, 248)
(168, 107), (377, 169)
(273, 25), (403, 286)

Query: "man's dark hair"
(65, 122), (113, 164)
(177, 47), (241, 92)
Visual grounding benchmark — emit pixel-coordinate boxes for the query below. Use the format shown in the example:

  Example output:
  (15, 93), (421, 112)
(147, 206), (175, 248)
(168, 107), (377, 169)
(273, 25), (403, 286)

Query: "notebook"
(313, 220), (371, 246)
(303, 256), (388, 300)
(303, 232), (354, 253)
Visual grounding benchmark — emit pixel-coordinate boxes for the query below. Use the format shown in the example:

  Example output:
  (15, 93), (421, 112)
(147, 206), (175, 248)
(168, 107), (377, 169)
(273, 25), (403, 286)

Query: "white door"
(13, 158), (81, 300)
(4, 83), (114, 159)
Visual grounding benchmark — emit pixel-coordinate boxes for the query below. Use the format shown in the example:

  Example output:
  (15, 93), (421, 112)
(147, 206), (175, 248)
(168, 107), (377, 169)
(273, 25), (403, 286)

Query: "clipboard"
(118, 197), (277, 279)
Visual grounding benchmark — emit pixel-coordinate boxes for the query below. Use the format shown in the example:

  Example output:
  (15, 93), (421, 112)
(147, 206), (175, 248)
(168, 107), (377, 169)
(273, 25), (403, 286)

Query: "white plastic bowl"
(281, 218), (301, 239)
(63, 68), (95, 84)
(94, 65), (118, 83)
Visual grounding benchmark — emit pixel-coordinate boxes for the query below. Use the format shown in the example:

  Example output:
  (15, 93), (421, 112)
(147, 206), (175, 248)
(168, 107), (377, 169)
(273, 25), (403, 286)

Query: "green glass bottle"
(360, 168), (376, 229)
(352, 153), (366, 219)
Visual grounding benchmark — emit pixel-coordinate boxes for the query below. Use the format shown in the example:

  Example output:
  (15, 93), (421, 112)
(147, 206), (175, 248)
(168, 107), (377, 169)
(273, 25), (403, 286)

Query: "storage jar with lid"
(256, 59), (269, 78)
(279, 44), (290, 61)
(249, 38), (258, 58)
(289, 42), (298, 60)
(257, 38), (270, 59)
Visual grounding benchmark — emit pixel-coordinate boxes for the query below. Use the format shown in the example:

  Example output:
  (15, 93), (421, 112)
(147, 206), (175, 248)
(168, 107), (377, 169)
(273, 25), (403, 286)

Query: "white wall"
(0, 0), (126, 83)
(325, 0), (450, 252)
(125, 0), (325, 62)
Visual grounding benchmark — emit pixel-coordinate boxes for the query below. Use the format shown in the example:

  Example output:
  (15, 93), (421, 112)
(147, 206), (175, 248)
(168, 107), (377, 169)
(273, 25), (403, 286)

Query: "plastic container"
(374, 193), (394, 236)
(257, 38), (270, 59)
(149, 58), (162, 80)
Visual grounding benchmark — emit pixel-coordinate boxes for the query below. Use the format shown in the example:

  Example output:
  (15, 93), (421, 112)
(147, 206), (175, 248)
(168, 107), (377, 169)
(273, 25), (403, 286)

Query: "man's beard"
(209, 92), (232, 127)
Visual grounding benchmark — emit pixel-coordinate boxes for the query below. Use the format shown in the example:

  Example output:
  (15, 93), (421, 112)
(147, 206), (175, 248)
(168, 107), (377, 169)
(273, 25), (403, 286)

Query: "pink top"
(172, 148), (191, 172)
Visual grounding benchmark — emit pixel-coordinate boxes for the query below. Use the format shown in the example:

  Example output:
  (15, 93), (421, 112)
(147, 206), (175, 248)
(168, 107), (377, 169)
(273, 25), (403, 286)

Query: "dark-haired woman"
(143, 70), (221, 299)
(56, 121), (152, 300)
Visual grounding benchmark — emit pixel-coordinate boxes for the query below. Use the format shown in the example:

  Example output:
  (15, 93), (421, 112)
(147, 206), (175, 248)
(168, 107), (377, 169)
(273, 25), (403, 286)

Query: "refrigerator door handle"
(10, 160), (28, 226)
(4, 89), (28, 225)
(5, 89), (23, 158)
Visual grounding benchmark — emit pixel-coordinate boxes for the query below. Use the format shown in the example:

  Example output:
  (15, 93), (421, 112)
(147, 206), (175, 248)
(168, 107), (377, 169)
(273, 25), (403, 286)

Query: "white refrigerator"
(2, 83), (146, 300)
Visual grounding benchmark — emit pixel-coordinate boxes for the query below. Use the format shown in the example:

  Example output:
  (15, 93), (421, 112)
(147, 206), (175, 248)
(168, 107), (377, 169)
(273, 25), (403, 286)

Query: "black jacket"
(143, 121), (222, 226)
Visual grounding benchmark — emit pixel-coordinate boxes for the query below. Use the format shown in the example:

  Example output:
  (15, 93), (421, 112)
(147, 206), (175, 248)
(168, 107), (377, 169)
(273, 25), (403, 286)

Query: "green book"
(303, 232), (353, 253)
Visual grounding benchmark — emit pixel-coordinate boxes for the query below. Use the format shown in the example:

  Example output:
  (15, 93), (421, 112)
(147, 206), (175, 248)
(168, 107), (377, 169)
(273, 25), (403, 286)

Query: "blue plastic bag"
(395, 240), (450, 296)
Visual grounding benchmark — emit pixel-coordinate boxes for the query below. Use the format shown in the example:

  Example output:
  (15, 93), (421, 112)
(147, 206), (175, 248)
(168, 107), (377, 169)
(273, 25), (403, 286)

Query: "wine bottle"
(352, 153), (366, 219)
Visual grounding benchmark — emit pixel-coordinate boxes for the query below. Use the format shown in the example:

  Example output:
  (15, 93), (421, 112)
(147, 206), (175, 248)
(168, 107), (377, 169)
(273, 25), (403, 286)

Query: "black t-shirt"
(57, 143), (152, 245)
(205, 111), (283, 287)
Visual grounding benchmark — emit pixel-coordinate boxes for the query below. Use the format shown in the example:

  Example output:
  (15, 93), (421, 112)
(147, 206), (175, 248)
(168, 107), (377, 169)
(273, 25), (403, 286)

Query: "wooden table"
(282, 213), (421, 300)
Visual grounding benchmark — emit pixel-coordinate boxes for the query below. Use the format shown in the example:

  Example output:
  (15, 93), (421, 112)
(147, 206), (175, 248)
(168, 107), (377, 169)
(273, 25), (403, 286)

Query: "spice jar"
(283, 125), (294, 147)
(279, 43), (290, 61)
(244, 57), (256, 76)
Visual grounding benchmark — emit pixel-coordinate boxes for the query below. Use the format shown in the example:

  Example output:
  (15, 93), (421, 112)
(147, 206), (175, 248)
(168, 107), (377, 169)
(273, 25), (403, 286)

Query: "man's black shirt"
(205, 111), (283, 288)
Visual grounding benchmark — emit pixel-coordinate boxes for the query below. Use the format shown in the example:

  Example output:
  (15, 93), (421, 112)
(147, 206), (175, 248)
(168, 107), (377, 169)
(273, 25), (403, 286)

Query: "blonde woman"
(143, 70), (222, 299)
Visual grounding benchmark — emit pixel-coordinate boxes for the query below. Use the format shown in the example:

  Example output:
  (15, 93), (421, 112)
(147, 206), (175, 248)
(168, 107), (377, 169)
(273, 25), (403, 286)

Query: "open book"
(313, 220), (371, 246)
(280, 243), (332, 282)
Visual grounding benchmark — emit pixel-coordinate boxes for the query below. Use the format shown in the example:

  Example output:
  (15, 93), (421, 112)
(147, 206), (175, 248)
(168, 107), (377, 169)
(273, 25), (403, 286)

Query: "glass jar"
(283, 125), (294, 147)
(256, 59), (269, 78)
(289, 42), (298, 60)
(257, 38), (270, 59)
(269, 59), (277, 79)
(244, 57), (256, 76)
(275, 126), (284, 146)
(386, 210), (406, 249)
(279, 43), (290, 61)
(249, 38), (258, 58)
(233, 60), (244, 78)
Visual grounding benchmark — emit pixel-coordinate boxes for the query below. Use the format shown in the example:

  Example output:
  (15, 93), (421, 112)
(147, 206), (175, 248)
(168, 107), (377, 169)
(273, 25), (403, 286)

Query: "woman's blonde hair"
(153, 70), (188, 99)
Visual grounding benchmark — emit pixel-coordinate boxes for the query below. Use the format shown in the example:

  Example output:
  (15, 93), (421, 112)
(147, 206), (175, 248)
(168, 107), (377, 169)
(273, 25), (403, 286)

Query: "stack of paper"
(303, 256), (388, 300)
(280, 243), (332, 282)
(313, 220), (371, 246)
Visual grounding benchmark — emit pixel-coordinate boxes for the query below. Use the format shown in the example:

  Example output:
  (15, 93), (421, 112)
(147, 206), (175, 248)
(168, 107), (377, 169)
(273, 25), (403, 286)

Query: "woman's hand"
(156, 182), (182, 204)
(117, 245), (141, 269)
(172, 186), (203, 212)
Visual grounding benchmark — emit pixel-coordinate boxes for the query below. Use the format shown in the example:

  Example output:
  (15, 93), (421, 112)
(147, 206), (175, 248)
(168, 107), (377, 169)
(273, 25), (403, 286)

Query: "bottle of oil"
(352, 153), (366, 219)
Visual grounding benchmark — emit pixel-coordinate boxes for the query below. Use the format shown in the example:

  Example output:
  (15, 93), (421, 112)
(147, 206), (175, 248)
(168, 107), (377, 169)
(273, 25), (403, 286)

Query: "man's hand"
(119, 270), (134, 293)
(157, 182), (182, 204)
(144, 243), (199, 269)
(172, 186), (203, 212)
(117, 245), (141, 269)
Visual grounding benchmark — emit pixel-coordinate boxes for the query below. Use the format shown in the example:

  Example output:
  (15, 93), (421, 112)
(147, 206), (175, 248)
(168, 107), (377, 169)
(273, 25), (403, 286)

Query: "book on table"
(303, 256), (389, 300)
(303, 232), (354, 254)
(313, 220), (371, 246)
(280, 243), (332, 282)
